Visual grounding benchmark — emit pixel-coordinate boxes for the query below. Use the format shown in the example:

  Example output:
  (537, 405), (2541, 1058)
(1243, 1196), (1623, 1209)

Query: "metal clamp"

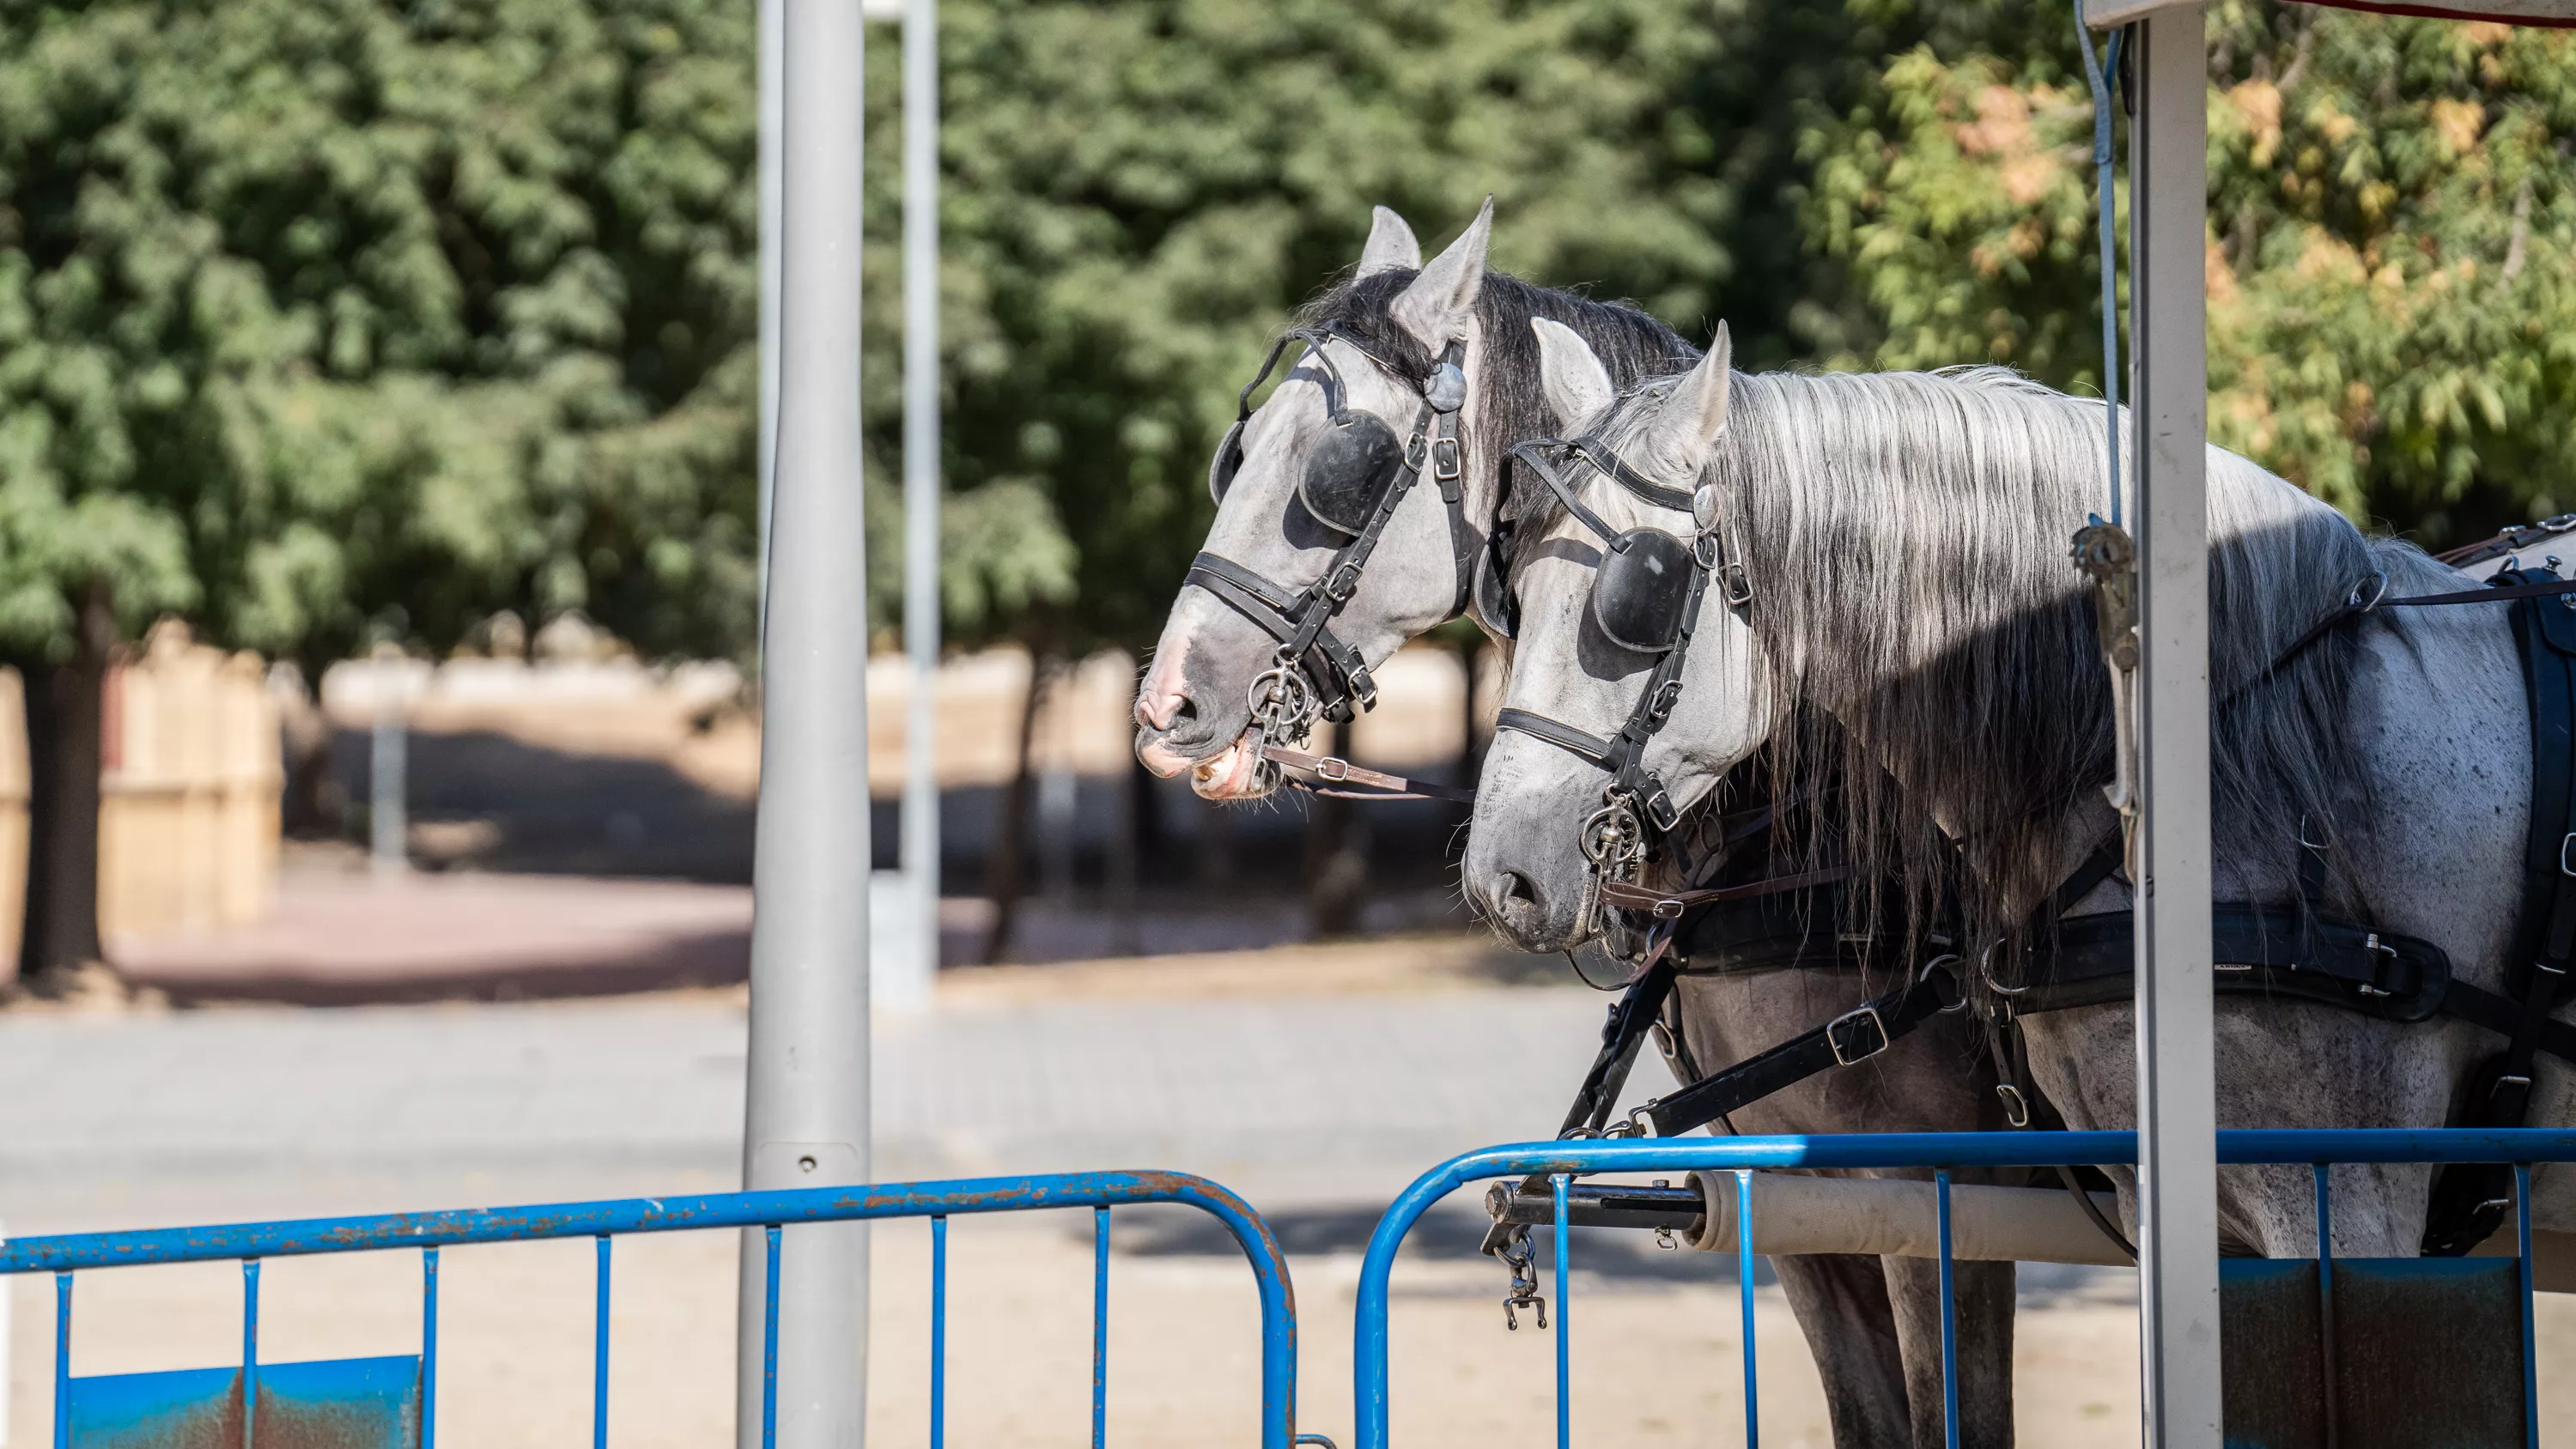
(1917, 954), (1967, 1013)
(1996, 1082), (2032, 1128)
(1826, 1005), (1890, 1067)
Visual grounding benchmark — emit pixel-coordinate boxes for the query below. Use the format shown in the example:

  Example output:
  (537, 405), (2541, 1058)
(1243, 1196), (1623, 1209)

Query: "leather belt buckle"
(1433, 437), (1461, 482)
(1315, 756), (1350, 782)
(1826, 1005), (1890, 1067)
(1650, 897), (1686, 921)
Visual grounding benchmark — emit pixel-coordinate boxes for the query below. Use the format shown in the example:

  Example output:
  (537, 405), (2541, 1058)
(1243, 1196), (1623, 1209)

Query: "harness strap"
(1259, 745), (1478, 804)
(1631, 966), (1962, 1138)
(1596, 864), (1855, 920)
(1565, 436), (1696, 512)
(2425, 572), (2576, 1252)
(1184, 551), (1376, 712)
(2437, 514), (2576, 569)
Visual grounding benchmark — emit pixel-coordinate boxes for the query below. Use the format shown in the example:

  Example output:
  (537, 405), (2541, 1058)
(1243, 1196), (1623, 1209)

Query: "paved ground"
(10, 937), (2574, 1446)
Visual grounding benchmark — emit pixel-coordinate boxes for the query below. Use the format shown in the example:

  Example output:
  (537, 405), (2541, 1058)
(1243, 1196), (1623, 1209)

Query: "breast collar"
(1183, 324), (1479, 746)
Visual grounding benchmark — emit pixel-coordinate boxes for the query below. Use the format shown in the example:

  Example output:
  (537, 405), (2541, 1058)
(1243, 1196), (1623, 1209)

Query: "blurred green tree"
(1801, 0), (2576, 547)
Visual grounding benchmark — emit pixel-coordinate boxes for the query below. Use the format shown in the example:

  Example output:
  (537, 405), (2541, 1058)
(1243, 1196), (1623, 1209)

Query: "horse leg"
(1770, 1252), (1911, 1448)
(1884, 1253), (2014, 1448)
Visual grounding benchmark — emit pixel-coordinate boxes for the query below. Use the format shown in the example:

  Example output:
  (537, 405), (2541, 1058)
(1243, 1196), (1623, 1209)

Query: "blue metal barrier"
(2, 1170), (1301, 1449)
(1355, 1128), (2576, 1449)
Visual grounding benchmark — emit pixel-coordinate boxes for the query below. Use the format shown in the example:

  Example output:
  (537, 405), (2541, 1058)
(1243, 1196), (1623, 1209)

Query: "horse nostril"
(1496, 870), (1540, 913)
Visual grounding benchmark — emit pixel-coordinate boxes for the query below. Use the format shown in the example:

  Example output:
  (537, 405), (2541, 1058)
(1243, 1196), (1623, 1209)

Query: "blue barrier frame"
(3, 1170), (1302, 1449)
(1355, 1128), (2576, 1449)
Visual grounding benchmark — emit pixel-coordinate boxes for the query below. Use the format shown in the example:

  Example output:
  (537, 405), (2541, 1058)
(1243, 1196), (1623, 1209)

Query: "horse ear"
(1357, 207), (1421, 277)
(1532, 318), (1613, 429)
(1662, 322), (1732, 451)
(1390, 197), (1492, 350)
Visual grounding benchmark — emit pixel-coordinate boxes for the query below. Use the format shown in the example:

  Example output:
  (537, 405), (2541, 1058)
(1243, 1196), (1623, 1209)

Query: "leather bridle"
(1185, 324), (1482, 758)
(1490, 433), (1752, 927)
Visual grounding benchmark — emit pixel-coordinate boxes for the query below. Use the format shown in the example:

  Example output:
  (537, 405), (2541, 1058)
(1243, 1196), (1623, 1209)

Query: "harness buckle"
(2358, 932), (2397, 997)
(1642, 787), (1680, 833)
(1322, 561), (1365, 603)
(2559, 832), (2576, 877)
(1718, 561), (1753, 609)
(1826, 1005), (1890, 1067)
(1645, 677), (1685, 722)
(1315, 756), (1351, 782)
(1918, 954), (1967, 1014)
(1649, 897), (1687, 921)
(1432, 436), (1461, 482)
(1347, 664), (1377, 712)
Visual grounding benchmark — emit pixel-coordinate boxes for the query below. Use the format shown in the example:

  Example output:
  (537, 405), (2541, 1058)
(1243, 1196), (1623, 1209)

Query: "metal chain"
(1496, 1225), (1548, 1331)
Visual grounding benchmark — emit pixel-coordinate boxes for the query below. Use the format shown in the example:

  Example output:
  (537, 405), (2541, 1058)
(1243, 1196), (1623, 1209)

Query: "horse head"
(1464, 326), (1768, 952)
(1133, 201), (1500, 797)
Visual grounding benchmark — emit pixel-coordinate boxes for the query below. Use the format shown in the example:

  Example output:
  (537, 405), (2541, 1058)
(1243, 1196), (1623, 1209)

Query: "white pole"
(735, 0), (870, 1445)
(892, 0), (941, 1011)
(2127, 4), (2222, 1443)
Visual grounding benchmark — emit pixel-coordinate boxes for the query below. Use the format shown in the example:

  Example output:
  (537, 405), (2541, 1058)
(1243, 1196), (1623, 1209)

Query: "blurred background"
(2, 0), (2574, 1441)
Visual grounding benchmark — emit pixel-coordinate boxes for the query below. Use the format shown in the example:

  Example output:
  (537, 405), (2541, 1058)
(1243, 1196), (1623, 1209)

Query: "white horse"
(1135, 208), (2020, 1447)
(1465, 325), (2560, 1262)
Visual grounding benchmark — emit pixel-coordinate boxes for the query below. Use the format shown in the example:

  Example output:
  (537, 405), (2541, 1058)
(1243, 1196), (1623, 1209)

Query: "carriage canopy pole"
(738, 0), (872, 1444)
(2090, 0), (2223, 1441)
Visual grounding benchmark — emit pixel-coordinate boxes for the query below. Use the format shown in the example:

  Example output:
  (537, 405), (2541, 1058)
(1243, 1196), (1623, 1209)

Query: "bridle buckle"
(1322, 561), (1365, 603)
(1432, 436), (1461, 482)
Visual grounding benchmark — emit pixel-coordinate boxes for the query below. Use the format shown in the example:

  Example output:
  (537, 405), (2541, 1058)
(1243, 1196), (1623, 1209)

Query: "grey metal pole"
(896, 0), (941, 1011)
(735, 0), (869, 1444)
(755, 0), (783, 618)
(2128, 5), (2222, 1442)
(369, 646), (407, 876)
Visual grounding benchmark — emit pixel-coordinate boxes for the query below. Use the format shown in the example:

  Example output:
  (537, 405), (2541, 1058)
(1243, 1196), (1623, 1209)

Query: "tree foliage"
(1801, 0), (2576, 547)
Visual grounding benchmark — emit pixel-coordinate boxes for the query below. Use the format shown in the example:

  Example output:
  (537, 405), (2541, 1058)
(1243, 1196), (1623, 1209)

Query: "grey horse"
(1134, 205), (2019, 1447)
(1464, 327), (2561, 1276)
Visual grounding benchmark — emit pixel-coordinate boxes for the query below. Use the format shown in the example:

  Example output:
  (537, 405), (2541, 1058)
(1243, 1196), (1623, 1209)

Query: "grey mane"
(1575, 364), (2451, 961)
(1288, 269), (1701, 522)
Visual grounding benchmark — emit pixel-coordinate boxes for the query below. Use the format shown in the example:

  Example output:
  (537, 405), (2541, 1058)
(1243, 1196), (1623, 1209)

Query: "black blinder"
(1297, 411), (1406, 537)
(1206, 419), (1248, 506)
(1473, 542), (1520, 641)
(1592, 529), (1696, 654)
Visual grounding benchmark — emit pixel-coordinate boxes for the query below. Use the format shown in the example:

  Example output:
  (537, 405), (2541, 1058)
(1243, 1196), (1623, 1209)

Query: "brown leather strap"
(1596, 864), (1856, 920)
(1261, 745), (1478, 804)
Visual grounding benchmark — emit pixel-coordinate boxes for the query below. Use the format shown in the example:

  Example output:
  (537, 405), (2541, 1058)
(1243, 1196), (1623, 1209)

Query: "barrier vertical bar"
(240, 1259), (260, 1449)
(2518, 1165), (2537, 1449)
(1092, 1208), (1110, 1449)
(1936, 1171), (1959, 1449)
(2314, 1165), (2336, 1449)
(593, 1235), (613, 1449)
(2123, 5), (2223, 1446)
(1736, 1170), (1758, 1449)
(50, 1276), (67, 1449)
(930, 1217), (948, 1449)
(422, 1248), (440, 1449)
(762, 1226), (782, 1449)
(1551, 1174), (1570, 1449)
